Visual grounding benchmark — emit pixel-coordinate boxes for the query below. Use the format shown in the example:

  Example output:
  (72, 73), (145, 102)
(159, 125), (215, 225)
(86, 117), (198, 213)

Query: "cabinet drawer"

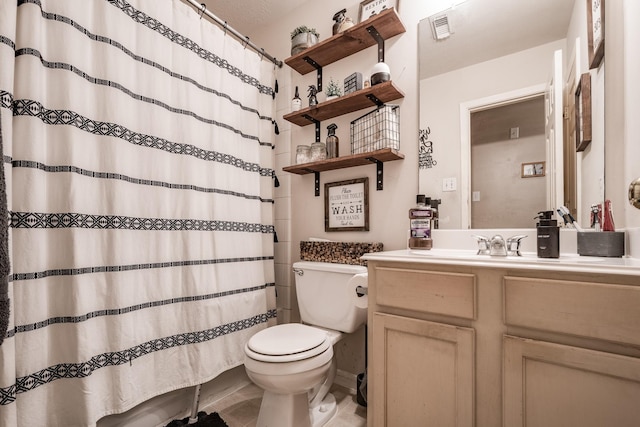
(504, 276), (640, 346)
(375, 267), (476, 319)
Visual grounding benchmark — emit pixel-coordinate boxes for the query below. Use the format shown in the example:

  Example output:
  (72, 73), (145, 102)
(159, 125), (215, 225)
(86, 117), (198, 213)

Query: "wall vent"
(430, 12), (452, 40)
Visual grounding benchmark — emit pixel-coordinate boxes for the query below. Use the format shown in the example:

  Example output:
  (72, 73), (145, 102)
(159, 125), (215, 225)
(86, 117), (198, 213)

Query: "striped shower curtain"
(0, 0), (277, 425)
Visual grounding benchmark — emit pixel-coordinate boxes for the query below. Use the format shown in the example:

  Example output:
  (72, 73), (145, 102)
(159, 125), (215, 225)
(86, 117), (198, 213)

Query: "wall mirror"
(418, 0), (605, 229)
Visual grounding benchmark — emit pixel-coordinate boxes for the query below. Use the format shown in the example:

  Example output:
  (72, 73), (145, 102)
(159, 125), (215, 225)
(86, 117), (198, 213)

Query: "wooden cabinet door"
(371, 313), (474, 427)
(503, 335), (640, 427)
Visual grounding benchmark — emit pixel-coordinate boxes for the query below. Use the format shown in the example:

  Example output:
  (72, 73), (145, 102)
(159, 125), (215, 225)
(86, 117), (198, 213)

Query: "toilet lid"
(247, 323), (328, 357)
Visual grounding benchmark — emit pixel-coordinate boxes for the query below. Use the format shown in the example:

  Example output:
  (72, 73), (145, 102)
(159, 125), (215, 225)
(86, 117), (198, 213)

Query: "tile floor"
(210, 382), (367, 427)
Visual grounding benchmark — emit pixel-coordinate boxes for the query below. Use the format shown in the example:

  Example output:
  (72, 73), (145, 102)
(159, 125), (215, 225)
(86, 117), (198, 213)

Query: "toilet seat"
(246, 324), (331, 363)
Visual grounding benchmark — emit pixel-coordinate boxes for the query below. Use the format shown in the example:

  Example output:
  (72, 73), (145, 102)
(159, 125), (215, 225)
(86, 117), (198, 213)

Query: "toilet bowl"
(244, 261), (368, 427)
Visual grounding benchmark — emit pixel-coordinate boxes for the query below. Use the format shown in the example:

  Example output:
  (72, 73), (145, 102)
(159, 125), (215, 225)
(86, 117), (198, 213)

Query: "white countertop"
(362, 249), (640, 276)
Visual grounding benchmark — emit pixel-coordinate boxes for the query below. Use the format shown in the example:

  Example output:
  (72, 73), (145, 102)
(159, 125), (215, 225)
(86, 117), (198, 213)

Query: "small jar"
(296, 145), (311, 164)
(310, 142), (327, 162)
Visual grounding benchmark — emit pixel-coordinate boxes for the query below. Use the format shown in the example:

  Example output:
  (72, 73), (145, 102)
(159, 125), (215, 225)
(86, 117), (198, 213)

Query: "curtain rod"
(185, 0), (283, 68)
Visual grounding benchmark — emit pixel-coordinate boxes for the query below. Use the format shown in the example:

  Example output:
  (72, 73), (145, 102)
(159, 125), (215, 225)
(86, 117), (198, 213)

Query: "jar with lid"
(309, 142), (327, 162)
(296, 145), (310, 164)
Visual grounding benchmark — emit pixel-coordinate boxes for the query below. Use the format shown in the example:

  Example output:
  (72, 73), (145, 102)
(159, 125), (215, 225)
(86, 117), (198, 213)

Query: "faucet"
(506, 235), (527, 256)
(489, 235), (507, 256)
(472, 235), (490, 255)
(473, 234), (527, 257)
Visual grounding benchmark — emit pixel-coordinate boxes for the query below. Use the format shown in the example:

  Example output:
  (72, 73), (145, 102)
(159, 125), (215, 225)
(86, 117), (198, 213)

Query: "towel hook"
(198, 3), (206, 19)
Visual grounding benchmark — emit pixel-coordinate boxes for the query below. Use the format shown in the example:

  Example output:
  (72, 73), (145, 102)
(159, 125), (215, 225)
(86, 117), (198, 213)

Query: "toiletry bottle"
(535, 210), (559, 258)
(408, 195), (433, 250)
(602, 199), (615, 231)
(291, 86), (302, 112)
(326, 123), (339, 158)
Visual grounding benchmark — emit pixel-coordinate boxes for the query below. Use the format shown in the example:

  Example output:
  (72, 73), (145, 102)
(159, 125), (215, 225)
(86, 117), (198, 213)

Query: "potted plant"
(325, 77), (342, 100)
(291, 26), (319, 55)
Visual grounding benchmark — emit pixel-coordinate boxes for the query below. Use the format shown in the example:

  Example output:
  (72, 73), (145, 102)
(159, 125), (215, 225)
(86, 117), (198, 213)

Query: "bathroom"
(1, 0), (639, 426)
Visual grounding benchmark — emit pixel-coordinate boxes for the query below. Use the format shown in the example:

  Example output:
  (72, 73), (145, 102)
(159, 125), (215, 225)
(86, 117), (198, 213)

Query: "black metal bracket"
(367, 157), (384, 190)
(303, 115), (322, 142)
(303, 56), (323, 91)
(366, 93), (384, 107)
(314, 171), (320, 196)
(366, 26), (385, 63)
(302, 169), (321, 196)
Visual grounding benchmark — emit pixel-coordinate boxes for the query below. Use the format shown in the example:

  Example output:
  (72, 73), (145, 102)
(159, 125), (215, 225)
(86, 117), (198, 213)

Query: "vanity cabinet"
(365, 256), (640, 427)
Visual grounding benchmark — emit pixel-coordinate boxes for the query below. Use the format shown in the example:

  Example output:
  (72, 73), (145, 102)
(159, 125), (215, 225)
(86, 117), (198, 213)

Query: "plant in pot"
(325, 77), (342, 101)
(291, 26), (319, 55)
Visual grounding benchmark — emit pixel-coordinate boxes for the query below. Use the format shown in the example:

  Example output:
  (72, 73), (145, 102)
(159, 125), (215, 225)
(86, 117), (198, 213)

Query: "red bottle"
(602, 199), (615, 232)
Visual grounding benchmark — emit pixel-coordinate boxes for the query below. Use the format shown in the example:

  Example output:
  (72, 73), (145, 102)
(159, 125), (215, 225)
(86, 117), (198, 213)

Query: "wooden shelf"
(282, 148), (404, 175)
(283, 81), (404, 126)
(285, 9), (406, 75)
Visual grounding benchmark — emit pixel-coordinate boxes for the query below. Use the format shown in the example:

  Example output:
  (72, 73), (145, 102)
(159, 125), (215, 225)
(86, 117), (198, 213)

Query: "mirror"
(418, 0), (605, 229)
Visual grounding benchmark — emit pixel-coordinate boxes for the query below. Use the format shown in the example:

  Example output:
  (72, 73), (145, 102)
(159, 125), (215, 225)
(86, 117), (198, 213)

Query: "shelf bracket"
(303, 56), (323, 91)
(367, 157), (384, 190)
(366, 26), (385, 63)
(366, 93), (384, 107)
(314, 171), (320, 196)
(301, 169), (321, 196)
(303, 115), (322, 143)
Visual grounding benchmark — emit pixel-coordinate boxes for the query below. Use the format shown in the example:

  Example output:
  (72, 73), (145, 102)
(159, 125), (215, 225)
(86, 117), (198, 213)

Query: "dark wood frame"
(358, 0), (399, 23)
(575, 73), (592, 152)
(587, 0), (605, 69)
(325, 178), (369, 231)
(521, 161), (546, 178)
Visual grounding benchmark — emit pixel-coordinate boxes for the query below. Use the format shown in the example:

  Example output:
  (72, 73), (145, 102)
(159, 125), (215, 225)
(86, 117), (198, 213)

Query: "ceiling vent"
(430, 12), (452, 40)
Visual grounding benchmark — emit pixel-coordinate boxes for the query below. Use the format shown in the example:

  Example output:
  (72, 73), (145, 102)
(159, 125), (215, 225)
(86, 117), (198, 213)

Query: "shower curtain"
(0, 0), (277, 425)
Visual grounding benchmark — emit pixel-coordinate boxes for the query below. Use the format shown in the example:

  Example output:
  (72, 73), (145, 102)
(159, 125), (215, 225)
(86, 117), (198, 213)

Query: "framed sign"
(359, 0), (399, 23)
(325, 178), (369, 232)
(575, 72), (592, 152)
(521, 161), (546, 178)
(587, 0), (604, 69)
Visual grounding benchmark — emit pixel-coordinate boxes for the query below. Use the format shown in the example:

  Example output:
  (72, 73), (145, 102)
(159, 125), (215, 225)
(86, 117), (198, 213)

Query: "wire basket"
(350, 104), (400, 154)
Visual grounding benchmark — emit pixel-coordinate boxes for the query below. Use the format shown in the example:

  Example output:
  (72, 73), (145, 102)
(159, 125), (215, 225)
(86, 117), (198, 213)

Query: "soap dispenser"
(535, 210), (559, 258)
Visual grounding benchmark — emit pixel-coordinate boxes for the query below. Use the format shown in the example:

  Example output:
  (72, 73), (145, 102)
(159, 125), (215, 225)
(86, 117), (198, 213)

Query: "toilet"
(244, 261), (368, 427)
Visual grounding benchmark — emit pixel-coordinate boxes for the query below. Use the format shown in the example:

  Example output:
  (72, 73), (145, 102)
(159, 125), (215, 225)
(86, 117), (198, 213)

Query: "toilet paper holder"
(356, 285), (368, 297)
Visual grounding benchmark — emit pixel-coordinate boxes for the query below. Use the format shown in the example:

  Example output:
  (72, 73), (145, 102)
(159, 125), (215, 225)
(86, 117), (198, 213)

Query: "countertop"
(362, 249), (640, 276)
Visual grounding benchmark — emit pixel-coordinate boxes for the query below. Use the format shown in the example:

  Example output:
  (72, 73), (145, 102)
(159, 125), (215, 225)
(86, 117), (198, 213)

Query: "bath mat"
(165, 411), (229, 427)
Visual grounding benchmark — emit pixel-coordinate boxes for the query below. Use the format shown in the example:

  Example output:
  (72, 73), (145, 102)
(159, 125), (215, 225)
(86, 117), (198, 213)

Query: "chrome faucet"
(473, 234), (527, 257)
(472, 235), (490, 255)
(506, 235), (528, 257)
(489, 235), (507, 256)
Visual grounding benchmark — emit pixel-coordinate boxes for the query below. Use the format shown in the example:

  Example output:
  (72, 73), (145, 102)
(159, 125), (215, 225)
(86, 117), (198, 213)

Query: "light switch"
(442, 177), (457, 192)
(472, 191), (481, 201)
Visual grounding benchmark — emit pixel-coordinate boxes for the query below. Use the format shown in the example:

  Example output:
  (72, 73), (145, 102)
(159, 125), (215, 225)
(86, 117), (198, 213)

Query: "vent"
(430, 12), (452, 40)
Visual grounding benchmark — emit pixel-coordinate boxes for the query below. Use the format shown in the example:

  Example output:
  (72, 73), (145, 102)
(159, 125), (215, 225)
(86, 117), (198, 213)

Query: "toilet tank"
(292, 261), (368, 333)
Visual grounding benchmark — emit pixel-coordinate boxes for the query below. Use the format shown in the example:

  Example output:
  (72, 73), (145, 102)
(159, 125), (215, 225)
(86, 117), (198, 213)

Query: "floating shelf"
(283, 81), (404, 126)
(283, 148), (404, 195)
(285, 9), (406, 75)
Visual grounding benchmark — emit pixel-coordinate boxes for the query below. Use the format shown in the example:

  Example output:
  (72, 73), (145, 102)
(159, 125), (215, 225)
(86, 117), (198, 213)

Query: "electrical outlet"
(472, 191), (480, 201)
(442, 177), (457, 192)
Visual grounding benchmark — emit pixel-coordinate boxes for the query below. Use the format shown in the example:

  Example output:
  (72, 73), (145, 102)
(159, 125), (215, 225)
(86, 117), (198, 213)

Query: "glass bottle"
(291, 86), (302, 112)
(326, 123), (339, 158)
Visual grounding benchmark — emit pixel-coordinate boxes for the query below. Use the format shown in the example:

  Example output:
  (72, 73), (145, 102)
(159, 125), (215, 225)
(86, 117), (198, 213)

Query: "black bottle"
(536, 210), (559, 258)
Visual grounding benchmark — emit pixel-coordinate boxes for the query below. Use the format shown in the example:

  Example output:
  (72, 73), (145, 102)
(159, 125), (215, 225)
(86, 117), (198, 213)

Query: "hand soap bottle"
(536, 210), (559, 258)
(408, 195), (433, 250)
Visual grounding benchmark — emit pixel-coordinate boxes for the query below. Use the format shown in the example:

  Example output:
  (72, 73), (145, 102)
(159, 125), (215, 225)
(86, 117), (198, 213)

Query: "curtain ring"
(198, 3), (206, 19)
(243, 36), (250, 49)
(259, 48), (265, 60)
(223, 21), (228, 35)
